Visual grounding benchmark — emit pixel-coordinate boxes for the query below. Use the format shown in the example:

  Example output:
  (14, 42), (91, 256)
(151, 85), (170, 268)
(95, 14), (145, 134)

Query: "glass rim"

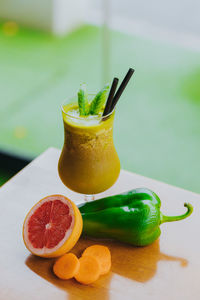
(61, 94), (115, 121)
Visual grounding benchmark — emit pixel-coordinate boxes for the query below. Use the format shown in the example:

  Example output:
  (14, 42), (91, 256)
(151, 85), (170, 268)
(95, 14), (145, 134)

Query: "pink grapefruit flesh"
(23, 195), (83, 257)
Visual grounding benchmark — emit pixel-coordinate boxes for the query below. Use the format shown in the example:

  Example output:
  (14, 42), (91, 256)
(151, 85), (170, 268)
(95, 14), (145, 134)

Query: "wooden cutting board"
(0, 148), (199, 300)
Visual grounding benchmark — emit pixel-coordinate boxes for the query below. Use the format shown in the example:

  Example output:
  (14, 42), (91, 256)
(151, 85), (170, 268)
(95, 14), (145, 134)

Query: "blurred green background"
(0, 22), (200, 193)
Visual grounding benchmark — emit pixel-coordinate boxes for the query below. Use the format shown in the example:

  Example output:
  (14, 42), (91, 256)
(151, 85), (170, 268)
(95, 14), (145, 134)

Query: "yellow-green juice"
(58, 104), (120, 195)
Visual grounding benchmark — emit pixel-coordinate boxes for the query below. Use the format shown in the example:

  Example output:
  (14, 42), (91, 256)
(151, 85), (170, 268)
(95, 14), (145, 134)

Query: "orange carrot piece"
(82, 245), (111, 275)
(53, 253), (80, 280)
(74, 255), (101, 285)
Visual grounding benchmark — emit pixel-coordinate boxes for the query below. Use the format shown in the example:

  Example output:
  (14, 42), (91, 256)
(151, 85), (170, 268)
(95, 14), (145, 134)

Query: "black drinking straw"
(110, 68), (135, 112)
(102, 77), (119, 117)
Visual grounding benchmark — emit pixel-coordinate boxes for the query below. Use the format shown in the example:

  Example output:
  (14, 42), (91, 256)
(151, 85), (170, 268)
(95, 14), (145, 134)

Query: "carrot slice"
(82, 245), (111, 275)
(53, 253), (80, 280)
(74, 255), (101, 285)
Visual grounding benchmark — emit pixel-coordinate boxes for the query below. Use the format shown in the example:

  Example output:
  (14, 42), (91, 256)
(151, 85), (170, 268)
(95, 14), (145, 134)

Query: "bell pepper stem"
(160, 203), (193, 224)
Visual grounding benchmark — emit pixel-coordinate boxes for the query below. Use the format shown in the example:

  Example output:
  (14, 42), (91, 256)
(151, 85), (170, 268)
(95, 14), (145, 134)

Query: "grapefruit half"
(23, 195), (82, 258)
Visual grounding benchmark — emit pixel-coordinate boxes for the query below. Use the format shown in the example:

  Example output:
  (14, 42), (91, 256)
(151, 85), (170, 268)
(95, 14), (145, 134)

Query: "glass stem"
(84, 195), (95, 202)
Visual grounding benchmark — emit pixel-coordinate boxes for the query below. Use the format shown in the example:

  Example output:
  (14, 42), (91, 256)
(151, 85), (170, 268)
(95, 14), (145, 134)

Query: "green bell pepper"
(78, 188), (193, 246)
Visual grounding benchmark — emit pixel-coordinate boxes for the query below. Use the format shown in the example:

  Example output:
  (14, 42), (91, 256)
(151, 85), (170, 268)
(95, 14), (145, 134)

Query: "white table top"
(0, 147), (199, 300)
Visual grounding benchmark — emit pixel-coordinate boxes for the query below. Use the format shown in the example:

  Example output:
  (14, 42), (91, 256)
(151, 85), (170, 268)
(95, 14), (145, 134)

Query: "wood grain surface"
(0, 148), (199, 300)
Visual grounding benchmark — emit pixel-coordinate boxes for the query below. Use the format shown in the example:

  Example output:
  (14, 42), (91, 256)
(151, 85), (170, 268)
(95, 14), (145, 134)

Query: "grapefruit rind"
(23, 195), (83, 258)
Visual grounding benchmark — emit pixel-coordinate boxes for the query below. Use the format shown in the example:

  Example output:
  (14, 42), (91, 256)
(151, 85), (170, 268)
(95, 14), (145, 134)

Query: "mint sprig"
(77, 83), (110, 116)
(78, 84), (90, 116)
(89, 84), (109, 115)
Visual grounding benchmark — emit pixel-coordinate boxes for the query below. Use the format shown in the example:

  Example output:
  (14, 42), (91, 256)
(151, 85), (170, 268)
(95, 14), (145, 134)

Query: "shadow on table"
(26, 238), (187, 300)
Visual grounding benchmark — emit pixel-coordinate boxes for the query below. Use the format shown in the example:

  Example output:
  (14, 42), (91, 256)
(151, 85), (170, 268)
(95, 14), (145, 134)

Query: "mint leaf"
(89, 84), (109, 115)
(78, 84), (89, 116)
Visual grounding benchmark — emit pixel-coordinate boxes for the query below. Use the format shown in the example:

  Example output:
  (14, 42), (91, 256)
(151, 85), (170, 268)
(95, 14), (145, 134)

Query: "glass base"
(84, 194), (95, 202)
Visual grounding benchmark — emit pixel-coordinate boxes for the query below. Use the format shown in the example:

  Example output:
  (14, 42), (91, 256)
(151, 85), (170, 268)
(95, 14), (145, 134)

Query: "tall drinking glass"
(58, 95), (120, 201)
